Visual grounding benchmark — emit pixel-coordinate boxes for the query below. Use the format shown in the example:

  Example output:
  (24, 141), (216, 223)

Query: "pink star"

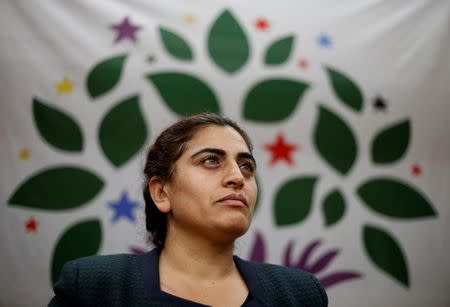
(110, 17), (141, 43)
(298, 59), (309, 69)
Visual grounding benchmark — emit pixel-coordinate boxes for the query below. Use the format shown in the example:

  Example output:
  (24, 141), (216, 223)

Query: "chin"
(217, 216), (251, 240)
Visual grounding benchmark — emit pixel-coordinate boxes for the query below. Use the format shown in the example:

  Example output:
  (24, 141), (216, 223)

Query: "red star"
(264, 134), (298, 165)
(25, 217), (39, 233)
(298, 59), (309, 69)
(412, 163), (422, 176)
(255, 18), (269, 31)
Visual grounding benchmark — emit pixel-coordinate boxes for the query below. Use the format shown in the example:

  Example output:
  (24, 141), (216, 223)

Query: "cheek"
(170, 175), (208, 204)
(248, 180), (258, 208)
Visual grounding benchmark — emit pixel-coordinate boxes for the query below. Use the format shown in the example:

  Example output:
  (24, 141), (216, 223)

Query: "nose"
(223, 161), (244, 189)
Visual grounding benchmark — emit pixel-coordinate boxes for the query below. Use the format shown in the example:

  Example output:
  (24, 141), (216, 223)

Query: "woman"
(49, 113), (328, 306)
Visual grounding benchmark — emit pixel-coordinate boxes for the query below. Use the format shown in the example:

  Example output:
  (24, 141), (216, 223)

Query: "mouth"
(217, 193), (248, 207)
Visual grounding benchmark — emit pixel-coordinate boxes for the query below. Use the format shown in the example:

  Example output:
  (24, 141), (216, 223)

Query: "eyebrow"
(190, 147), (256, 166)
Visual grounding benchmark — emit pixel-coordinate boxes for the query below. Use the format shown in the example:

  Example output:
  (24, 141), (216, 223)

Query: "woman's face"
(164, 124), (258, 242)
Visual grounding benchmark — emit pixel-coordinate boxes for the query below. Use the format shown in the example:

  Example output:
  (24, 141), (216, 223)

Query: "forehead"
(184, 125), (250, 154)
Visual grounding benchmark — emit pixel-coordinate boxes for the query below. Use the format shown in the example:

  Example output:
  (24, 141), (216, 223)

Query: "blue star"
(108, 191), (140, 223)
(318, 33), (332, 48)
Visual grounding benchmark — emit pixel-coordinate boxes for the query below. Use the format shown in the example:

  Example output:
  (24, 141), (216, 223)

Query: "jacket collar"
(139, 247), (267, 305)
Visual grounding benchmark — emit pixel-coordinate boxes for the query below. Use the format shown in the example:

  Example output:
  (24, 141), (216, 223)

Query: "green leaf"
(51, 219), (102, 284)
(208, 10), (249, 73)
(357, 177), (436, 219)
(325, 66), (363, 112)
(274, 177), (318, 226)
(264, 35), (294, 65)
(147, 72), (220, 115)
(99, 95), (148, 167)
(8, 166), (104, 210)
(313, 105), (357, 175)
(159, 27), (193, 60)
(363, 224), (409, 287)
(87, 54), (127, 99)
(243, 79), (309, 122)
(33, 97), (83, 152)
(371, 119), (410, 164)
(322, 189), (346, 227)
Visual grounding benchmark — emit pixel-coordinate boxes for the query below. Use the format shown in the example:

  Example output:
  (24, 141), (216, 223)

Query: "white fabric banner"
(1, 1), (449, 306)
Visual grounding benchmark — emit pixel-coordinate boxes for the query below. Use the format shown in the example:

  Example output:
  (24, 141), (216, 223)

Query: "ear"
(148, 177), (171, 213)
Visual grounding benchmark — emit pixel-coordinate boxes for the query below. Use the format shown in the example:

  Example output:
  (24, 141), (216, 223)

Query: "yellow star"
(19, 148), (30, 160)
(56, 77), (74, 95)
(183, 14), (196, 24)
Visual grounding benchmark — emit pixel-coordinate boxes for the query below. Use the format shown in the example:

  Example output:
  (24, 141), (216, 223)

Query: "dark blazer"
(49, 249), (328, 307)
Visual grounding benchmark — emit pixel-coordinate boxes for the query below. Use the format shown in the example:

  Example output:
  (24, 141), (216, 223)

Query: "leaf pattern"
(371, 119), (410, 164)
(8, 166), (104, 210)
(98, 95), (148, 167)
(307, 250), (339, 274)
(357, 177), (436, 219)
(248, 231), (266, 263)
(320, 272), (362, 288)
(243, 79), (309, 122)
(5, 10), (437, 295)
(363, 224), (409, 287)
(274, 176), (318, 226)
(159, 27), (193, 60)
(283, 240), (362, 288)
(208, 10), (249, 73)
(147, 72), (220, 115)
(284, 240), (322, 269)
(264, 35), (294, 65)
(325, 66), (363, 112)
(313, 105), (357, 175)
(33, 97), (83, 152)
(129, 246), (147, 255)
(51, 219), (102, 284)
(87, 54), (127, 99)
(322, 189), (346, 227)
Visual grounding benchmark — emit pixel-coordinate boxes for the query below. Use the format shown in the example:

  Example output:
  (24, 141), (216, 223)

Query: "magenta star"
(110, 16), (141, 43)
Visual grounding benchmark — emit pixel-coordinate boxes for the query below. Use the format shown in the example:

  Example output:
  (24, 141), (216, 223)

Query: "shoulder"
(64, 253), (143, 289)
(70, 253), (138, 274)
(49, 253), (146, 306)
(252, 260), (318, 284)
(244, 259), (328, 306)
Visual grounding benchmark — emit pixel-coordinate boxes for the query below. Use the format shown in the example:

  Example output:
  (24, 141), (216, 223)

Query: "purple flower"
(249, 232), (362, 288)
(129, 245), (148, 255)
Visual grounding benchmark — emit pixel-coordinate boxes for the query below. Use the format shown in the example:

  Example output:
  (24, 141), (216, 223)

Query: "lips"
(217, 193), (248, 207)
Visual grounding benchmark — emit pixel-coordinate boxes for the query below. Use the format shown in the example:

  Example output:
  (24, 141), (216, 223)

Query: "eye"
(201, 155), (221, 167)
(239, 161), (256, 176)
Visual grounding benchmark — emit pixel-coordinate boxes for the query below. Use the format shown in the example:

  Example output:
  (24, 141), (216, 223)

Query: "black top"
(49, 248), (328, 306)
(140, 248), (265, 306)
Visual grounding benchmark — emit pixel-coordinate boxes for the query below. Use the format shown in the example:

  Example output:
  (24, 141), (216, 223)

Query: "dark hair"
(143, 113), (253, 247)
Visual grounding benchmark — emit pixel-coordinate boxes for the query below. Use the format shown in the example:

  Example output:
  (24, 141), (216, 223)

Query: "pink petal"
(319, 271), (363, 288)
(249, 231), (266, 262)
(307, 249), (339, 273)
(283, 240), (295, 267)
(298, 239), (322, 269)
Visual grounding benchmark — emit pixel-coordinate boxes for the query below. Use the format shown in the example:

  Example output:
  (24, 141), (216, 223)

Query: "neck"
(159, 227), (236, 281)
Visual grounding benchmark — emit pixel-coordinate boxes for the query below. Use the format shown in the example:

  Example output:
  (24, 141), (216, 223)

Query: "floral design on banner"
(248, 232), (362, 288)
(7, 9), (437, 288)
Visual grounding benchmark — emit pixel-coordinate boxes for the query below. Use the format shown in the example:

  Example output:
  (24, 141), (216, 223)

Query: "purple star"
(108, 191), (140, 223)
(110, 17), (141, 43)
